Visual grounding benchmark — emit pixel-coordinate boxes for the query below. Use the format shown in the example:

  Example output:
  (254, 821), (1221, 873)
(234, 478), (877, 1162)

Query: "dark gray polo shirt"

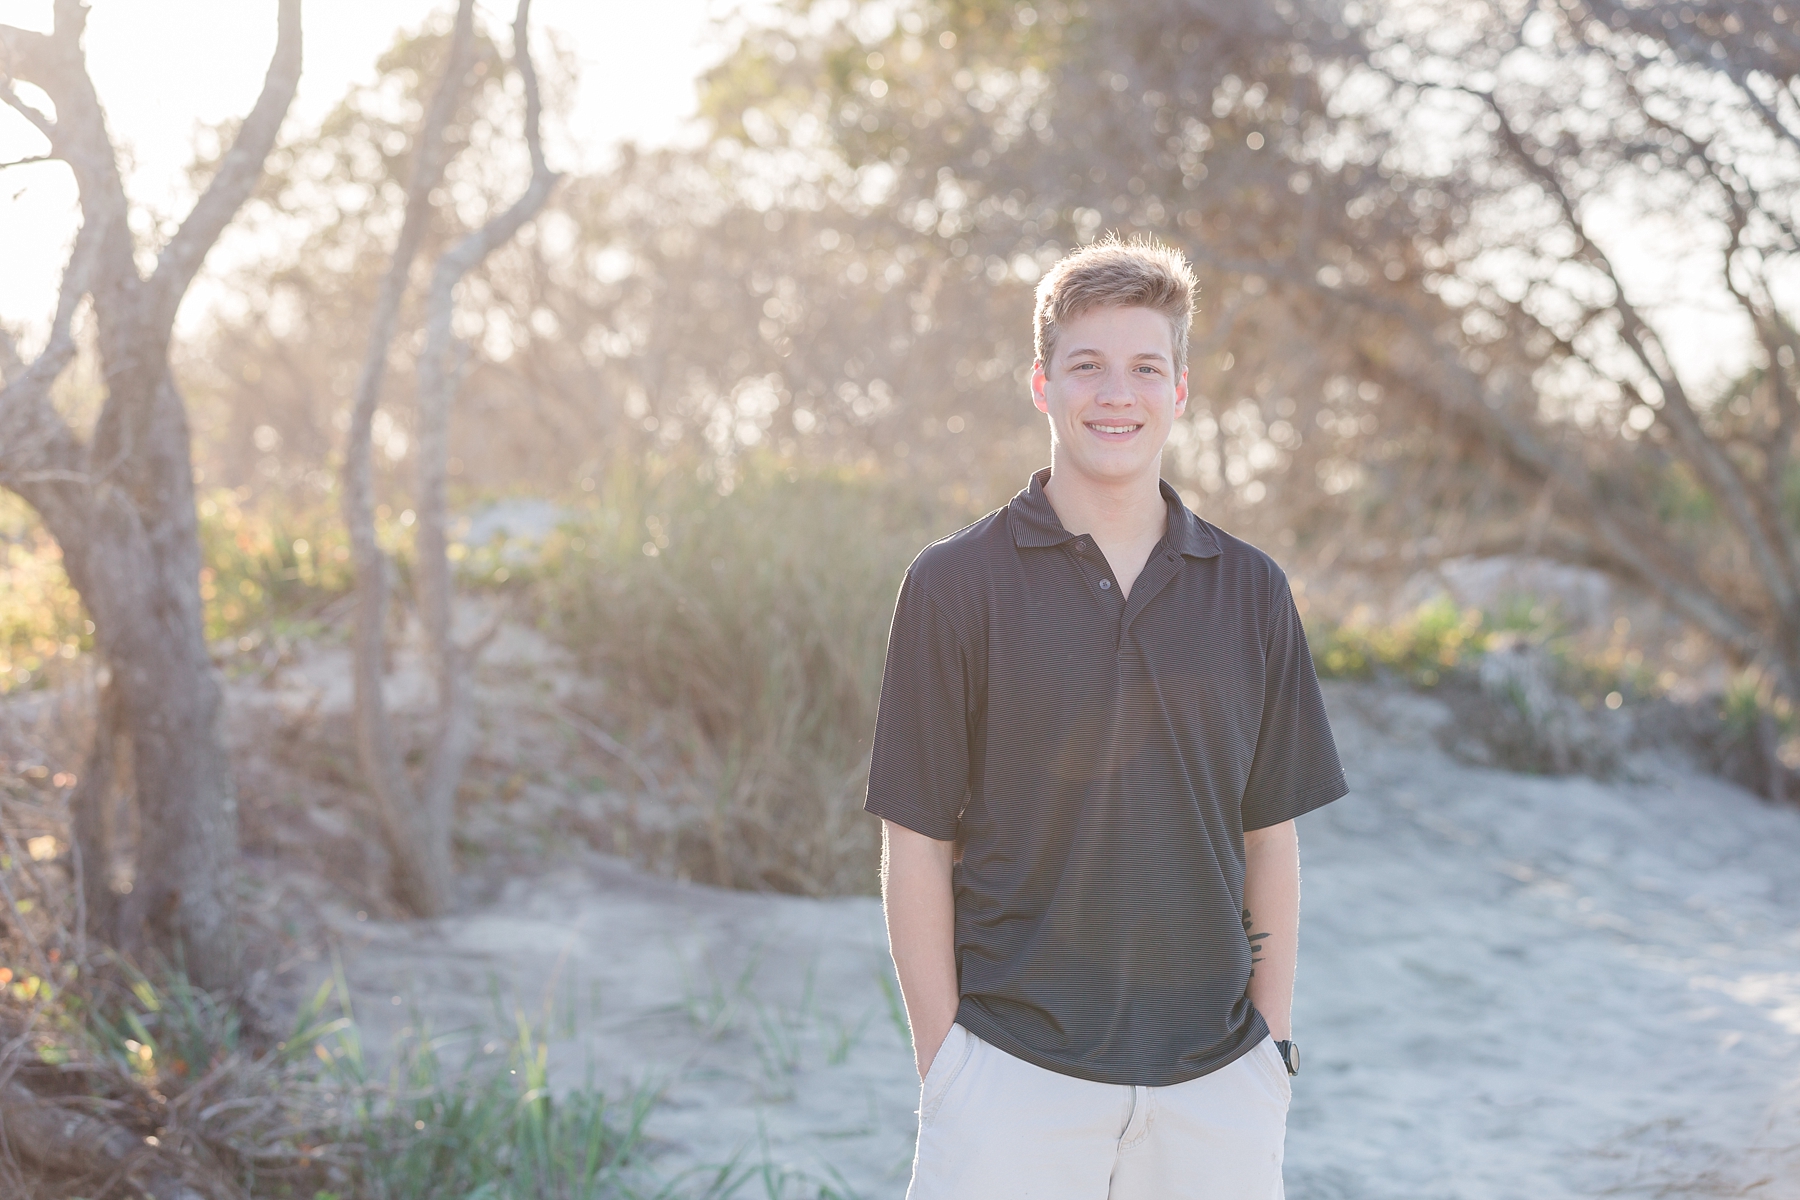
(866, 468), (1346, 1087)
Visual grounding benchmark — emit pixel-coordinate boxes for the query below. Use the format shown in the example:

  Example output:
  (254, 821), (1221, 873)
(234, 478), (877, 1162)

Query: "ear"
(1031, 360), (1050, 415)
(1174, 367), (1188, 419)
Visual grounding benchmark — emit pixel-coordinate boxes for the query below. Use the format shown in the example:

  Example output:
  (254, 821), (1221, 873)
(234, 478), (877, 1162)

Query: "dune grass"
(538, 458), (972, 897)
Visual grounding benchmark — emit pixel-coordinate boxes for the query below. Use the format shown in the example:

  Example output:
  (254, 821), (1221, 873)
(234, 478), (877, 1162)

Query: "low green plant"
(0, 488), (356, 691)
(676, 948), (763, 1041)
(5, 938), (651, 1199)
(656, 1115), (865, 1200)
(76, 954), (245, 1084)
(1309, 597), (1490, 686)
(874, 968), (910, 1057)
(1308, 594), (1660, 712)
(330, 1012), (649, 1200)
(196, 487), (355, 641)
(816, 1007), (872, 1068)
(1720, 668), (1794, 746)
(0, 492), (89, 692)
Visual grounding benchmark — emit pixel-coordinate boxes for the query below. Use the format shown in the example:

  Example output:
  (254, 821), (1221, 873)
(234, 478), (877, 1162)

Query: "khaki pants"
(908, 1025), (1290, 1200)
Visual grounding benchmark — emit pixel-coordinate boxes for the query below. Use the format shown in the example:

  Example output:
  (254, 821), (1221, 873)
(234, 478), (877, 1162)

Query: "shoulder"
(1198, 521), (1293, 608)
(903, 506), (1011, 601)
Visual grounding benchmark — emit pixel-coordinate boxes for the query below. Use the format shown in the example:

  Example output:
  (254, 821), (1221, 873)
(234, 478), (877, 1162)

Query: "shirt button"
(1099, 579), (1111, 590)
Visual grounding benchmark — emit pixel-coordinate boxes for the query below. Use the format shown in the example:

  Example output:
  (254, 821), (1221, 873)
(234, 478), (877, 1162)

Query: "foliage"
(323, 1002), (649, 1200)
(1, 728), (651, 1195)
(540, 456), (972, 896)
(0, 488), (365, 693)
(1309, 595), (1656, 709)
(1721, 668), (1796, 746)
(0, 494), (89, 693)
(0, 894), (646, 1198)
(1309, 597), (1490, 687)
(197, 488), (357, 642)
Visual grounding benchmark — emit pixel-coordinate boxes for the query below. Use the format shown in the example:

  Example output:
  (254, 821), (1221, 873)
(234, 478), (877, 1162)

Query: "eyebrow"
(1062, 347), (1171, 363)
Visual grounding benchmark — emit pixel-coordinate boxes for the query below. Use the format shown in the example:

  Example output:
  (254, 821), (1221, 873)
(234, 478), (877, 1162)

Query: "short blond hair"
(1033, 236), (1197, 375)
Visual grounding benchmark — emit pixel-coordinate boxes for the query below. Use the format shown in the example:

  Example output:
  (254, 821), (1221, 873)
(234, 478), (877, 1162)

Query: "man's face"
(1031, 304), (1187, 488)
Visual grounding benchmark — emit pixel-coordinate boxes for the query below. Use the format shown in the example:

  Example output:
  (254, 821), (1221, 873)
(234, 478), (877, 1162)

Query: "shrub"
(196, 487), (357, 643)
(0, 489), (355, 691)
(0, 494), (89, 693)
(539, 458), (968, 897)
(1308, 596), (1489, 686)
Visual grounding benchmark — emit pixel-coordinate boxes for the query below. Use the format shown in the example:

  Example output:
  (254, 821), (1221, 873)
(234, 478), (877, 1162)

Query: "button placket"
(1070, 537), (1119, 605)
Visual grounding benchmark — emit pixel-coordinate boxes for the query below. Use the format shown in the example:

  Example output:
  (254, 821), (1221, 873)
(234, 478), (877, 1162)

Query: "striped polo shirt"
(866, 468), (1347, 1087)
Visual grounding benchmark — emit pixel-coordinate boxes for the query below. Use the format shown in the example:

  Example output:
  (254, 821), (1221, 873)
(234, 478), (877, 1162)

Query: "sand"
(308, 681), (1800, 1198)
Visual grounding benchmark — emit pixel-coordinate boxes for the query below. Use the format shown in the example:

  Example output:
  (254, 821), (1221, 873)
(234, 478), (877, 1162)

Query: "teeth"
(1090, 424), (1137, 433)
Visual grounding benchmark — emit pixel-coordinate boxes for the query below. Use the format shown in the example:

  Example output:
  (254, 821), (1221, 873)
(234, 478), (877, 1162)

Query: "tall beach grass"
(538, 458), (972, 897)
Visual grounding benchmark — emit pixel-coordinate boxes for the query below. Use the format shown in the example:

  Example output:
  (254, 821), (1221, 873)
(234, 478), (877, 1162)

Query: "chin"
(1074, 455), (1158, 482)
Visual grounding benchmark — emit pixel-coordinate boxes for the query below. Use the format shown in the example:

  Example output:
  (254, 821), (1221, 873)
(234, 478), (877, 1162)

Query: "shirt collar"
(1008, 468), (1223, 559)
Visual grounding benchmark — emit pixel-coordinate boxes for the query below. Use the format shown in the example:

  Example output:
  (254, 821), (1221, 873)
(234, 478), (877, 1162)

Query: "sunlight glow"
(0, 0), (739, 338)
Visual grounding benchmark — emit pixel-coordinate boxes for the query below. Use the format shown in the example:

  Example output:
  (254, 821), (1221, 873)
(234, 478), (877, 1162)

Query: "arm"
(881, 819), (960, 1079)
(1243, 818), (1300, 1040)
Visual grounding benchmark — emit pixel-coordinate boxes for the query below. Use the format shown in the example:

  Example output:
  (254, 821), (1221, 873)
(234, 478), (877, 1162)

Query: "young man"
(866, 237), (1346, 1199)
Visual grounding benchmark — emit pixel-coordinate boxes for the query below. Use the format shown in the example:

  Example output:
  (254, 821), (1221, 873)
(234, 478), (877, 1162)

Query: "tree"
(1296, 2), (1800, 753)
(711, 0), (1800, 748)
(0, 0), (301, 989)
(694, 0), (1390, 527)
(343, 0), (558, 916)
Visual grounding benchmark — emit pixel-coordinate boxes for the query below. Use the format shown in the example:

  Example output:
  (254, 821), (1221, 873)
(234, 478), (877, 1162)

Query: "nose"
(1096, 364), (1133, 405)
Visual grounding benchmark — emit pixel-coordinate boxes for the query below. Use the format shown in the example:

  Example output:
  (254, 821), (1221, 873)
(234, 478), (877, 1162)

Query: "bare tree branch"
(0, 213), (97, 501)
(147, 0), (302, 337)
(1195, 242), (1770, 661)
(1470, 85), (1800, 623)
(415, 0), (561, 661)
(409, 0), (561, 905)
(0, 85), (53, 139)
(342, 0), (479, 917)
(3, 3), (143, 345)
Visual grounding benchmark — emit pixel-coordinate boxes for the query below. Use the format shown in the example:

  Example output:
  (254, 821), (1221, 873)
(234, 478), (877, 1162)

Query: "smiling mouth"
(1086, 422), (1142, 435)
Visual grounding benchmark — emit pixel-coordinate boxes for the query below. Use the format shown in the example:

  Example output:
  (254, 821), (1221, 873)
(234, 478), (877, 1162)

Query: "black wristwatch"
(1273, 1039), (1299, 1076)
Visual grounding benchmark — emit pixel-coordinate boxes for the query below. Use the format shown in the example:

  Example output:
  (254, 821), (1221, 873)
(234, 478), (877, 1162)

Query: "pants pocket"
(919, 1024), (974, 1123)
(1253, 1036), (1293, 1103)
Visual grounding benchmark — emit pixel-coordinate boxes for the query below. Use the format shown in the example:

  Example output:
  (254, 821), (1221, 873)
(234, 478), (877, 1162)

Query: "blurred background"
(3, 1), (1800, 1197)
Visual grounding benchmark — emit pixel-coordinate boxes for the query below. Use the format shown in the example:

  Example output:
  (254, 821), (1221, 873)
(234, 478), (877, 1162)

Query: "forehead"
(1054, 304), (1175, 358)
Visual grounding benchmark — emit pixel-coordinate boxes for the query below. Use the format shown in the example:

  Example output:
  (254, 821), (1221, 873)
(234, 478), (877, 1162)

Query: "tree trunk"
(342, 0), (557, 916)
(38, 363), (239, 987)
(0, 0), (301, 990)
(68, 669), (125, 943)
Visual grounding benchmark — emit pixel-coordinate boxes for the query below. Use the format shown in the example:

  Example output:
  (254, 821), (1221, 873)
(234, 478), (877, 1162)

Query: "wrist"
(1272, 1037), (1300, 1076)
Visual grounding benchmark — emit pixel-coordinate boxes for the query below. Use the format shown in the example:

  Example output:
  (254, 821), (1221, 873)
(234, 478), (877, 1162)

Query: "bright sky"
(0, 0), (737, 340)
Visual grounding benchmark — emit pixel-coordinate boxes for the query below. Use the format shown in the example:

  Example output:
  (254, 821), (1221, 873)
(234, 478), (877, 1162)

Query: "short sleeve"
(864, 568), (972, 841)
(1240, 579), (1348, 831)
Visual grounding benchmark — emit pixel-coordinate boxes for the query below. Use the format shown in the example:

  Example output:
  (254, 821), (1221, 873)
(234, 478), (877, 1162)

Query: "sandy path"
(313, 683), (1800, 1198)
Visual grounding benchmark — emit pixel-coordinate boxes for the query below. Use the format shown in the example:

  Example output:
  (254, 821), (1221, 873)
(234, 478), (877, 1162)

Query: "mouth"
(1085, 421), (1143, 438)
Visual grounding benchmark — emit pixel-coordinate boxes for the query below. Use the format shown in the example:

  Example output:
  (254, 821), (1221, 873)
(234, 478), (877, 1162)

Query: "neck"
(1040, 456), (1167, 546)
